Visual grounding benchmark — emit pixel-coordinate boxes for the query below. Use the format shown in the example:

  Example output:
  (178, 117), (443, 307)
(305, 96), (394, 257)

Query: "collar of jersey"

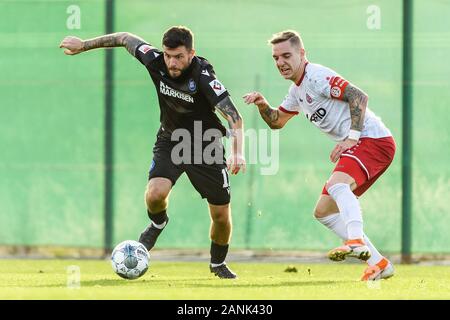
(295, 61), (309, 86)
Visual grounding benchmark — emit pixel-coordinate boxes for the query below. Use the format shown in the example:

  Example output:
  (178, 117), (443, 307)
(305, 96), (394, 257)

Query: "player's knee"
(216, 215), (230, 226)
(313, 205), (332, 219)
(313, 207), (324, 219)
(145, 186), (169, 208)
(210, 207), (230, 225)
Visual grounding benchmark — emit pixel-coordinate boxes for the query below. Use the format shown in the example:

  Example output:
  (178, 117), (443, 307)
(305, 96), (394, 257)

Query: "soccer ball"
(111, 240), (150, 280)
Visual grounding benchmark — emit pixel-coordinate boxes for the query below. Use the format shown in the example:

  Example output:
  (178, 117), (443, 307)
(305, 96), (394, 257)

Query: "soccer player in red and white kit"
(244, 30), (396, 281)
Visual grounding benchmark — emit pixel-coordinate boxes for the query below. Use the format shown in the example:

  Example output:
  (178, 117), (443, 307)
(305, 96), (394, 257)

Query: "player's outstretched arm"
(59, 32), (146, 56)
(243, 92), (295, 129)
(215, 96), (246, 175)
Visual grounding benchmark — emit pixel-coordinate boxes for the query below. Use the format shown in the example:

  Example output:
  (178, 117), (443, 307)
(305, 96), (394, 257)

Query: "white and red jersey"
(279, 62), (391, 142)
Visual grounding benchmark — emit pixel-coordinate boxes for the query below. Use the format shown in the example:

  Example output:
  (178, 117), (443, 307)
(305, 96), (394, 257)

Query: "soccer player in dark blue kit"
(60, 26), (245, 279)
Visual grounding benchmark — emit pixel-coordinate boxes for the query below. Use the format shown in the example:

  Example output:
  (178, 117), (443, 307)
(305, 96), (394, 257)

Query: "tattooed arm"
(215, 96), (246, 174)
(329, 83), (369, 163)
(243, 91), (296, 129)
(59, 32), (147, 56)
(259, 104), (280, 129)
(342, 83), (368, 134)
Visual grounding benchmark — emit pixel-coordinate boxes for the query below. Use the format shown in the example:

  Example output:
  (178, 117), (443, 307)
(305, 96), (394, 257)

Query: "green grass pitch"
(0, 259), (449, 300)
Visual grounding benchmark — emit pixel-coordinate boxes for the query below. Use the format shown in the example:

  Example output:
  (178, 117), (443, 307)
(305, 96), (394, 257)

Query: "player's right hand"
(227, 153), (246, 175)
(59, 36), (84, 55)
(243, 92), (269, 108)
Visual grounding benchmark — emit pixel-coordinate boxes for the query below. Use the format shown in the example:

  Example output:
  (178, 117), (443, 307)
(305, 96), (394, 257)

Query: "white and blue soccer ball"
(111, 240), (150, 280)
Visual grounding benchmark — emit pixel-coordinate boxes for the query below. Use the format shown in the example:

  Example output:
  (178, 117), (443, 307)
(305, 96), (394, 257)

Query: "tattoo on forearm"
(259, 105), (279, 126)
(343, 84), (368, 131)
(215, 96), (242, 128)
(123, 33), (147, 56)
(83, 32), (146, 57)
(83, 33), (122, 50)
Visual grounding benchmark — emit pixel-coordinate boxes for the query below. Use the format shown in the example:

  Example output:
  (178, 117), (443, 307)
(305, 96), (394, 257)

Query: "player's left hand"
(227, 153), (246, 175)
(330, 138), (358, 163)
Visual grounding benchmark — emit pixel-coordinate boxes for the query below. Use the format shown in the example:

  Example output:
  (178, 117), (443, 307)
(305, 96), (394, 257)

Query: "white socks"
(363, 234), (384, 266)
(316, 213), (347, 239)
(327, 183), (364, 240)
(317, 212), (383, 266)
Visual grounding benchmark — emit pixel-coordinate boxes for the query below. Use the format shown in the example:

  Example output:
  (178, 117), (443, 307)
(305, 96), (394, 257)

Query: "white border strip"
(341, 154), (370, 180)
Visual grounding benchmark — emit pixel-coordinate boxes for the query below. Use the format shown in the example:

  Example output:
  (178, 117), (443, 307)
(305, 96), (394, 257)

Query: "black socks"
(148, 209), (168, 226)
(210, 241), (229, 265)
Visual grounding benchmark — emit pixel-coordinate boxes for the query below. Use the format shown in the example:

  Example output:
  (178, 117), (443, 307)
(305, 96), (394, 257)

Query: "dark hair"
(162, 26), (194, 50)
(268, 30), (303, 48)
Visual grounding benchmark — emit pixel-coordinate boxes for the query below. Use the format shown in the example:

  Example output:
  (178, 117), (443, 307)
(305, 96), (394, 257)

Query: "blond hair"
(268, 30), (304, 49)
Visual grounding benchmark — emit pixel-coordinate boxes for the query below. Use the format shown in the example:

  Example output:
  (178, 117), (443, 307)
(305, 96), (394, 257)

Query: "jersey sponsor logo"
(188, 79), (196, 92)
(159, 82), (194, 103)
(306, 93), (313, 104)
(138, 44), (152, 54)
(209, 79), (226, 96)
(306, 107), (326, 123)
(201, 69), (210, 77)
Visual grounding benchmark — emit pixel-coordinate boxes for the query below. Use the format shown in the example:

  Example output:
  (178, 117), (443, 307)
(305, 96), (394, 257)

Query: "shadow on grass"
(189, 280), (352, 289)
(80, 279), (353, 289)
(29, 278), (353, 289)
(27, 278), (215, 288)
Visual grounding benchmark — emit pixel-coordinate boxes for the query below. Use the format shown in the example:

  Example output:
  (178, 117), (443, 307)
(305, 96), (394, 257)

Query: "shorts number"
(221, 169), (229, 188)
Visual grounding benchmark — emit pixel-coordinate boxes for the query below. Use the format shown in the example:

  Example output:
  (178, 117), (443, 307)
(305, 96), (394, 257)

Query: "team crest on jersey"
(138, 44), (152, 54)
(306, 93), (313, 104)
(188, 79), (196, 92)
(331, 86), (342, 98)
(209, 79), (226, 96)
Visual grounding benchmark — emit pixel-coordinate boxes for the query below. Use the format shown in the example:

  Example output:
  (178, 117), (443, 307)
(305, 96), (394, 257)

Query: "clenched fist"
(59, 36), (84, 55)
